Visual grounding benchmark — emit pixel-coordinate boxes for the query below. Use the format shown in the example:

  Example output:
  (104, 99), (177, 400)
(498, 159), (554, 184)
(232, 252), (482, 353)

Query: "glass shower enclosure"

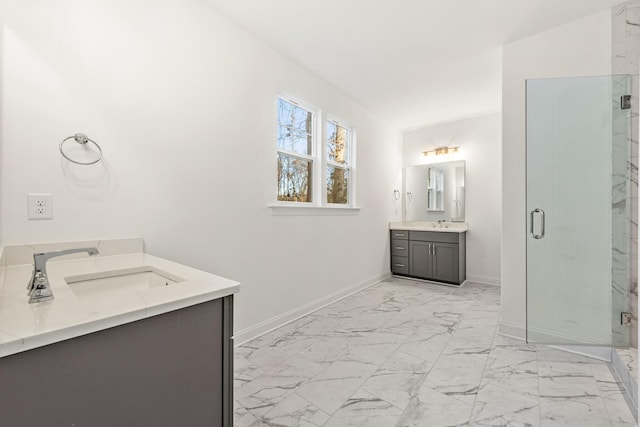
(526, 75), (631, 347)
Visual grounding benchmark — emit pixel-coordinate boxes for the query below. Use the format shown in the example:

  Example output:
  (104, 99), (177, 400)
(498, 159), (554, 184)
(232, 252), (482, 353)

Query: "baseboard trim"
(234, 273), (391, 346)
(498, 320), (613, 361)
(465, 274), (501, 286)
(498, 320), (526, 340)
(547, 345), (612, 362)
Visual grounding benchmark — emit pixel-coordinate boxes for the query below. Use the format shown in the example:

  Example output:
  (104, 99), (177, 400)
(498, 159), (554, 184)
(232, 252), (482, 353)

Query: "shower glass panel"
(526, 75), (630, 346)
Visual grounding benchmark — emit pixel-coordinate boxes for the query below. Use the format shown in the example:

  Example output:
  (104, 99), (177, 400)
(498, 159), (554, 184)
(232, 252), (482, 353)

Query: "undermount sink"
(64, 266), (186, 299)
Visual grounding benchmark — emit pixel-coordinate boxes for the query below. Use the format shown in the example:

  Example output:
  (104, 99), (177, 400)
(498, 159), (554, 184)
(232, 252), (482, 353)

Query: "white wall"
(501, 9), (612, 337)
(402, 112), (502, 285)
(0, 0), (402, 339)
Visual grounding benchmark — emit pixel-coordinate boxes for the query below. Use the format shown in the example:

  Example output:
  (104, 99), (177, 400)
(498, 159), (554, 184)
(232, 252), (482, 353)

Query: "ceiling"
(206, 0), (621, 130)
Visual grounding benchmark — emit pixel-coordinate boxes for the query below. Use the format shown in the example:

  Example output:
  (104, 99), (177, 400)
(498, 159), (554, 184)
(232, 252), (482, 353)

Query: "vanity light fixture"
(422, 146), (459, 156)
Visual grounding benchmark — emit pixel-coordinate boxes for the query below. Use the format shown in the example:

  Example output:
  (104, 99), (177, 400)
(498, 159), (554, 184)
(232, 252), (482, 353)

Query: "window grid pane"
(278, 153), (313, 202)
(327, 121), (349, 165)
(278, 99), (313, 156)
(326, 165), (349, 205)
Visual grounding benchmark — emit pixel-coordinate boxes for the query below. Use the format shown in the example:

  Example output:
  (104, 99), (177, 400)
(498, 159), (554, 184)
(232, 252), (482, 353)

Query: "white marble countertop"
(0, 238), (240, 357)
(389, 221), (468, 233)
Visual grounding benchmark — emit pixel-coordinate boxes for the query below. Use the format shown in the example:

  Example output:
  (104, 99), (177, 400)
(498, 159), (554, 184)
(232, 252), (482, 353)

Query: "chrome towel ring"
(59, 133), (103, 165)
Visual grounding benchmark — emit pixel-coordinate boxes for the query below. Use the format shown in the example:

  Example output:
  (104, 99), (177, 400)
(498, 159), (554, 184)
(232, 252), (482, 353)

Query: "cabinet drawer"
(391, 256), (409, 275)
(390, 230), (408, 240)
(391, 240), (408, 257)
(409, 230), (459, 244)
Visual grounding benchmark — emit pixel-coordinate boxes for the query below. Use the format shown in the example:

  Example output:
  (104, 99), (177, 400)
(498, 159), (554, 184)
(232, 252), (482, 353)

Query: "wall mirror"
(404, 160), (465, 222)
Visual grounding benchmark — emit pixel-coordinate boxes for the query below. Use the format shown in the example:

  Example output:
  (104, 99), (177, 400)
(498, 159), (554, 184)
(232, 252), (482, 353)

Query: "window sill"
(269, 205), (361, 216)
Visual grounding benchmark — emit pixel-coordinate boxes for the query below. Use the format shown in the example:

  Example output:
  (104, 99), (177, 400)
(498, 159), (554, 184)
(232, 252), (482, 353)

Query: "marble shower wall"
(612, 1), (640, 348)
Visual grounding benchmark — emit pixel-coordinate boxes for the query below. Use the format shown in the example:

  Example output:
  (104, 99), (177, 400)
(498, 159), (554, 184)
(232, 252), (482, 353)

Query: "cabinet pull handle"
(433, 245), (436, 256)
(394, 233), (405, 237)
(395, 246), (405, 250)
(428, 243), (432, 255)
(394, 263), (405, 267)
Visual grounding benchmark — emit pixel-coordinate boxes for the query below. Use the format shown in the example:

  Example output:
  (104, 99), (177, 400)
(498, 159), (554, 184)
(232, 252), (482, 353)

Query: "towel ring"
(59, 133), (103, 165)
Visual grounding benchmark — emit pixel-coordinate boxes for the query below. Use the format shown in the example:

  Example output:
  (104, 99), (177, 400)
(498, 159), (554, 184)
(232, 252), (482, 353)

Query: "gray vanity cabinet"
(391, 230), (410, 275)
(0, 296), (234, 427)
(430, 241), (460, 283)
(391, 230), (466, 285)
(408, 240), (459, 283)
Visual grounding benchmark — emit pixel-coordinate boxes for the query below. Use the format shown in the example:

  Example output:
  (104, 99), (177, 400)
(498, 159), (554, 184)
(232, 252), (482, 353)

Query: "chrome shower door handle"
(530, 208), (545, 239)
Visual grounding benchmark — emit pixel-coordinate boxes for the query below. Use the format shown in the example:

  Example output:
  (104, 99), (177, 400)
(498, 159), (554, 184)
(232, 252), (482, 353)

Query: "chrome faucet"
(437, 220), (446, 228)
(27, 247), (99, 303)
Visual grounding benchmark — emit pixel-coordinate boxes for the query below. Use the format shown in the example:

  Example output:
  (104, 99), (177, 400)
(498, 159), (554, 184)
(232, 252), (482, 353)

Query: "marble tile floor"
(234, 278), (637, 426)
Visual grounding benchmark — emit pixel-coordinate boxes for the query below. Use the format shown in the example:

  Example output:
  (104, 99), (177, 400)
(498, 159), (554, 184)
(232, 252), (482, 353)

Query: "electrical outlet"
(27, 193), (53, 220)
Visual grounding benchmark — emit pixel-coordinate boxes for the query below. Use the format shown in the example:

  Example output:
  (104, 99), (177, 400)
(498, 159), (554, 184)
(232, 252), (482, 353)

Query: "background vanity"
(391, 160), (467, 286)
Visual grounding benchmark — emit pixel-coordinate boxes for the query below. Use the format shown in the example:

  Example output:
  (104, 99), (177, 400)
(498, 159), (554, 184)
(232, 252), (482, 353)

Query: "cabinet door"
(409, 241), (432, 278)
(432, 242), (459, 283)
(0, 299), (229, 426)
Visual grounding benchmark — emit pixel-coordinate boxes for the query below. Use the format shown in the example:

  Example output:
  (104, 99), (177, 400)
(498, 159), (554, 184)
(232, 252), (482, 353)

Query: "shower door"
(526, 75), (631, 346)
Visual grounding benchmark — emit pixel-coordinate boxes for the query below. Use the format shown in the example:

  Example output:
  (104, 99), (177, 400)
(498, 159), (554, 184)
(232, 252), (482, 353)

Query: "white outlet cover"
(27, 193), (53, 220)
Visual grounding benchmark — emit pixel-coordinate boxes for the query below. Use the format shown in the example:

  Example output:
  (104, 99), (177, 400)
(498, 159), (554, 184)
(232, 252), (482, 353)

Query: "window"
(326, 120), (352, 205)
(276, 98), (315, 202)
(276, 95), (355, 209)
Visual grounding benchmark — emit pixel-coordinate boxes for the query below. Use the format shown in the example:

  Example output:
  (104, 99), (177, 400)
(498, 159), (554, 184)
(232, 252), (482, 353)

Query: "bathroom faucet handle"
(28, 271), (47, 295)
(28, 271), (53, 303)
(34, 271), (47, 285)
